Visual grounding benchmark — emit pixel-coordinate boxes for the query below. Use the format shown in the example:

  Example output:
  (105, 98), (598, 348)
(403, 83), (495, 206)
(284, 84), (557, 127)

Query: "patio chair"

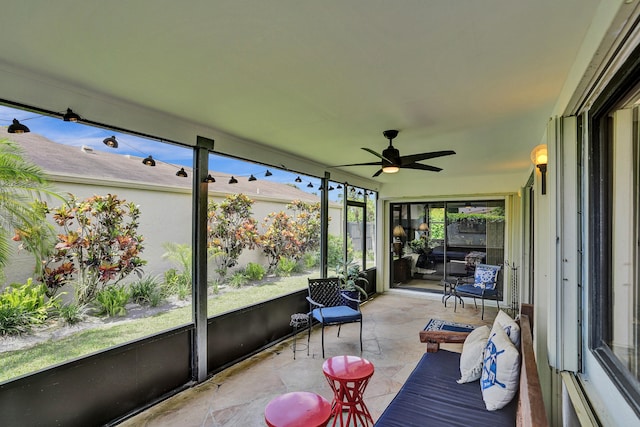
(453, 263), (502, 319)
(306, 277), (363, 358)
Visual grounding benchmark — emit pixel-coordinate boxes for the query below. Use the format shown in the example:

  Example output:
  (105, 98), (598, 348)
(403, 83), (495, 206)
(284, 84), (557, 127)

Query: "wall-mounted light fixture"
(530, 144), (548, 195)
(204, 174), (216, 183)
(176, 168), (188, 178)
(228, 176), (238, 184)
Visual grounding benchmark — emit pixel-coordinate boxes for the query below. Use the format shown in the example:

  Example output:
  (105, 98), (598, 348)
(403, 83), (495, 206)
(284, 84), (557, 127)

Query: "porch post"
(192, 136), (214, 382)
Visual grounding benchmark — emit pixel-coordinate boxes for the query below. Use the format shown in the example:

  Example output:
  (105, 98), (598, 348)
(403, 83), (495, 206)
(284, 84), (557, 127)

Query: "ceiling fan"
(336, 130), (456, 177)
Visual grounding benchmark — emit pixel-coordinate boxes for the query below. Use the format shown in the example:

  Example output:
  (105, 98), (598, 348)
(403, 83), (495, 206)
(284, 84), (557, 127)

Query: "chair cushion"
(457, 325), (491, 384)
(312, 306), (361, 324)
(473, 264), (500, 289)
(481, 322), (521, 411)
(456, 284), (498, 297)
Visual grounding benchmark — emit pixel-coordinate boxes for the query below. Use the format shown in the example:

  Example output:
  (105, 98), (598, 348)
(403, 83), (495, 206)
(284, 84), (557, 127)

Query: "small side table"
(290, 313), (309, 359)
(264, 391), (332, 427)
(322, 355), (374, 427)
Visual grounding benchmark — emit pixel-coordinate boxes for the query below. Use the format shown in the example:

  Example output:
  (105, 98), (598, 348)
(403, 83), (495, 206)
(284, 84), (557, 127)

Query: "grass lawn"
(0, 272), (315, 383)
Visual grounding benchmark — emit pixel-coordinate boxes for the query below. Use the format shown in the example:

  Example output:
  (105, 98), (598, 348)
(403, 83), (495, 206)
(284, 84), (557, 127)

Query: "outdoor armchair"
(306, 277), (363, 358)
(454, 263), (502, 319)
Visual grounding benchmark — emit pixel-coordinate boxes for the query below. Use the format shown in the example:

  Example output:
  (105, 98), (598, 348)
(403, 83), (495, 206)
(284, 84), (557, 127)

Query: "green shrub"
(58, 303), (87, 325)
(94, 285), (129, 317)
(208, 278), (220, 295)
(228, 271), (249, 288)
(0, 305), (34, 335)
(244, 262), (265, 281)
(276, 257), (297, 277)
(0, 279), (56, 335)
(163, 268), (191, 300)
(130, 276), (163, 307)
(303, 252), (318, 269)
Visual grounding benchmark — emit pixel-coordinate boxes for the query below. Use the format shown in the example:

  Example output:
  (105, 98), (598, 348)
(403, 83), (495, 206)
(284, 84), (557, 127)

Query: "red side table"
(264, 391), (332, 427)
(322, 355), (374, 427)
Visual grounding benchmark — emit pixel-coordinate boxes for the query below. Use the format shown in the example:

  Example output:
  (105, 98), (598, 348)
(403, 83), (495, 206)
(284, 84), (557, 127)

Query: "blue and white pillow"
(494, 310), (520, 348)
(481, 322), (521, 411)
(473, 264), (500, 289)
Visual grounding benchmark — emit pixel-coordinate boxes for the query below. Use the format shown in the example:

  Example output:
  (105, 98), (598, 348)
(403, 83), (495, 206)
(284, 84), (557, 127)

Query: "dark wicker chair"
(306, 277), (363, 358)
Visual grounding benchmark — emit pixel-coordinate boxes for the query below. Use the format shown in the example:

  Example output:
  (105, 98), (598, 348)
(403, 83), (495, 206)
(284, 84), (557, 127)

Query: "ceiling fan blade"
(402, 163), (443, 172)
(372, 169), (383, 177)
(332, 161), (381, 167)
(362, 147), (394, 163)
(399, 150), (456, 165)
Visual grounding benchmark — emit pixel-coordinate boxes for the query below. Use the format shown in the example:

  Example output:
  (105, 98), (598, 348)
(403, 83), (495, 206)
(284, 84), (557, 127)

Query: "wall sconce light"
(295, 176), (302, 183)
(265, 170), (273, 177)
(103, 136), (118, 148)
(228, 176), (238, 184)
(530, 144), (548, 195)
(176, 168), (188, 178)
(392, 225), (406, 257)
(248, 174), (257, 182)
(7, 119), (30, 134)
(204, 174), (216, 183)
(63, 108), (81, 122)
(142, 155), (156, 166)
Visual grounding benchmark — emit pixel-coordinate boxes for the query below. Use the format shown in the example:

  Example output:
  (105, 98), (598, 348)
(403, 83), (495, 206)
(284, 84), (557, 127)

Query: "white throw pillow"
(494, 310), (520, 348)
(457, 325), (491, 383)
(481, 322), (521, 411)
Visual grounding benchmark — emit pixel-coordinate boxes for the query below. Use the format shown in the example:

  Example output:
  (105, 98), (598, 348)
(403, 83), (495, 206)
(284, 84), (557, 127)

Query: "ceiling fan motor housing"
(382, 145), (400, 166)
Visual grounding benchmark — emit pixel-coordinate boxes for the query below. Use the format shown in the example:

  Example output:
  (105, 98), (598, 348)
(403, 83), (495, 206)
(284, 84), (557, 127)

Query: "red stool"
(264, 391), (332, 427)
(322, 355), (374, 427)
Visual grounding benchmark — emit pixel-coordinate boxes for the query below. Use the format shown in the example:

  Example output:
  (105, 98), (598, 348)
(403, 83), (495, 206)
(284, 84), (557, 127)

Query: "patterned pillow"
(494, 310), (520, 347)
(473, 264), (500, 289)
(481, 322), (521, 411)
(457, 325), (491, 383)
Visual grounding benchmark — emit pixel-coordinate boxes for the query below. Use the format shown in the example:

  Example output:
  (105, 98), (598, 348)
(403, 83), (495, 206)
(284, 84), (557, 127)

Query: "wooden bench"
(375, 305), (547, 427)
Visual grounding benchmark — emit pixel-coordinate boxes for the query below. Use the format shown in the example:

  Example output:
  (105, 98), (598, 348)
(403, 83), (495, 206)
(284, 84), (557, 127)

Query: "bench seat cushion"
(375, 350), (517, 427)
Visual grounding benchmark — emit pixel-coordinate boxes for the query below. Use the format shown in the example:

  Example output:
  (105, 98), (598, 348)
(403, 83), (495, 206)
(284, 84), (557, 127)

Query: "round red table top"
(322, 355), (374, 381)
(264, 391), (332, 427)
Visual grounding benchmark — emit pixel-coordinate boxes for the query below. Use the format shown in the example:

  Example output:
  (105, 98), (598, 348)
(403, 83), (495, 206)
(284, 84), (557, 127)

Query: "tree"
(207, 194), (260, 278)
(261, 211), (296, 273)
(287, 200), (321, 260)
(260, 200), (321, 272)
(0, 139), (59, 279)
(40, 194), (146, 304)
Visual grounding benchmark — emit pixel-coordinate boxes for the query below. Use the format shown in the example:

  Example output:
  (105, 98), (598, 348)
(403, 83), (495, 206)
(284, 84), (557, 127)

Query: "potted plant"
(335, 258), (369, 309)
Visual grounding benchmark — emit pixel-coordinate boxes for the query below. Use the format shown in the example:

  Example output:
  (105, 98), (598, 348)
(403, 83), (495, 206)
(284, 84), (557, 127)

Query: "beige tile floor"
(119, 290), (498, 427)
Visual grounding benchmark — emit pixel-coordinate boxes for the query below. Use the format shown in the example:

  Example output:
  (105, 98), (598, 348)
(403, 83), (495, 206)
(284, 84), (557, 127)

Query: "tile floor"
(119, 290), (498, 427)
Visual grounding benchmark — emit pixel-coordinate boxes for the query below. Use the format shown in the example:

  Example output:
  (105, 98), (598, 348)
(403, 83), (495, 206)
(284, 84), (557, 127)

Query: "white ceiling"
(0, 1), (603, 194)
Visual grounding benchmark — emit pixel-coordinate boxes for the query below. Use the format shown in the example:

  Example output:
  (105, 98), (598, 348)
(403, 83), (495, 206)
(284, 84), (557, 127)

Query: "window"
(590, 45), (640, 414)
